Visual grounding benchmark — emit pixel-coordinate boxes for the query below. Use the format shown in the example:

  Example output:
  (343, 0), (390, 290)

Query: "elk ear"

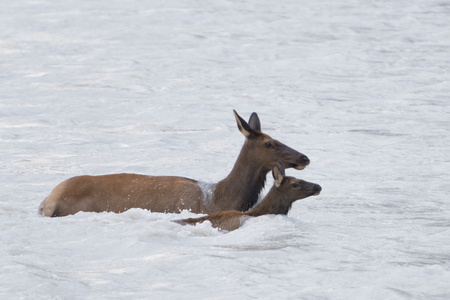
(248, 112), (261, 132)
(272, 161), (286, 188)
(233, 110), (255, 138)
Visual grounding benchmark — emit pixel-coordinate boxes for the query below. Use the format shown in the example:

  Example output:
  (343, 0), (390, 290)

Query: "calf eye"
(291, 183), (300, 188)
(265, 142), (273, 148)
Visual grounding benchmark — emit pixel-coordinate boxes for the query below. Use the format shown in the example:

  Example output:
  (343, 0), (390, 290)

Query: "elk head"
(233, 110), (310, 172)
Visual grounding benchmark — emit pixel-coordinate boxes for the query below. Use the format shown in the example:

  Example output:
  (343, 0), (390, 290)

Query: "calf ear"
(233, 110), (255, 138)
(272, 161), (285, 188)
(248, 112), (261, 131)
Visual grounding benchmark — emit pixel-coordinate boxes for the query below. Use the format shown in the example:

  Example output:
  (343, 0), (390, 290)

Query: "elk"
(174, 161), (322, 231)
(39, 110), (310, 217)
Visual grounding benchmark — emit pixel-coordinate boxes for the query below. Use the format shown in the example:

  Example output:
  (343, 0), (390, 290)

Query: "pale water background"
(1, 0), (449, 299)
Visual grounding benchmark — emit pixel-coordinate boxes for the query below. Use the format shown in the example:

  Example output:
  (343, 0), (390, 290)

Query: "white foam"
(197, 181), (217, 210)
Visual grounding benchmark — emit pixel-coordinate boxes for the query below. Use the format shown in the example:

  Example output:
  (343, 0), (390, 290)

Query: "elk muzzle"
(312, 184), (322, 196)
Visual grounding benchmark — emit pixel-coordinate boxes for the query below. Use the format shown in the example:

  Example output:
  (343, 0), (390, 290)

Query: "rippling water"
(1, 0), (449, 299)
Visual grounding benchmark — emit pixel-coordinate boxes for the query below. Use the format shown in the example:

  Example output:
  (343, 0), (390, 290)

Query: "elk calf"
(39, 111), (310, 217)
(174, 162), (321, 231)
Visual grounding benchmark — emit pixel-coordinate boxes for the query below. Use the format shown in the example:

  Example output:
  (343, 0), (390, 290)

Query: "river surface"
(1, 0), (449, 299)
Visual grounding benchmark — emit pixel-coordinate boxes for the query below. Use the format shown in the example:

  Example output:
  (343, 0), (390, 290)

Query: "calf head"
(273, 161), (322, 202)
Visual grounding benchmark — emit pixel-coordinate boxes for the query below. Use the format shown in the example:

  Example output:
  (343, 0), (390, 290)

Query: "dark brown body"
(39, 111), (310, 217)
(175, 162), (322, 232)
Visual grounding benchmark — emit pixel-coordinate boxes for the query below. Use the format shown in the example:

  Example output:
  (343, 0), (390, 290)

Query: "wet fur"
(174, 162), (321, 232)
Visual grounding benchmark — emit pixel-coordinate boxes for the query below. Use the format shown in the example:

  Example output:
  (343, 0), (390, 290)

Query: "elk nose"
(299, 155), (310, 165)
(313, 185), (322, 195)
(315, 185), (322, 193)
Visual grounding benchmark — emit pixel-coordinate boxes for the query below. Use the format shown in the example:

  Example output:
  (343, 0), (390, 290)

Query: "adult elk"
(174, 162), (322, 231)
(39, 110), (310, 217)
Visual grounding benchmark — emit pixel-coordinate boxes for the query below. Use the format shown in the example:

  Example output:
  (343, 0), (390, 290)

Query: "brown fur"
(39, 111), (310, 217)
(174, 162), (322, 232)
(40, 175), (204, 217)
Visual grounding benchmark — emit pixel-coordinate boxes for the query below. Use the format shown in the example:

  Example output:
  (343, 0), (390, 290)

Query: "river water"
(1, 0), (449, 299)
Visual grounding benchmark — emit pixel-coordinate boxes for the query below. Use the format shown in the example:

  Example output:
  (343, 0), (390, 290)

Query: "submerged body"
(174, 162), (322, 231)
(40, 174), (206, 217)
(39, 110), (310, 217)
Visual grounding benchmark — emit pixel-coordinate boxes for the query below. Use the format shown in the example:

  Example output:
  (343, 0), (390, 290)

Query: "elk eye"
(291, 183), (300, 188)
(265, 142), (273, 148)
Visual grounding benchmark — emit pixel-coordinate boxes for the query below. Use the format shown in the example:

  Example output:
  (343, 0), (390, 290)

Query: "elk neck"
(246, 186), (292, 216)
(213, 143), (269, 212)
